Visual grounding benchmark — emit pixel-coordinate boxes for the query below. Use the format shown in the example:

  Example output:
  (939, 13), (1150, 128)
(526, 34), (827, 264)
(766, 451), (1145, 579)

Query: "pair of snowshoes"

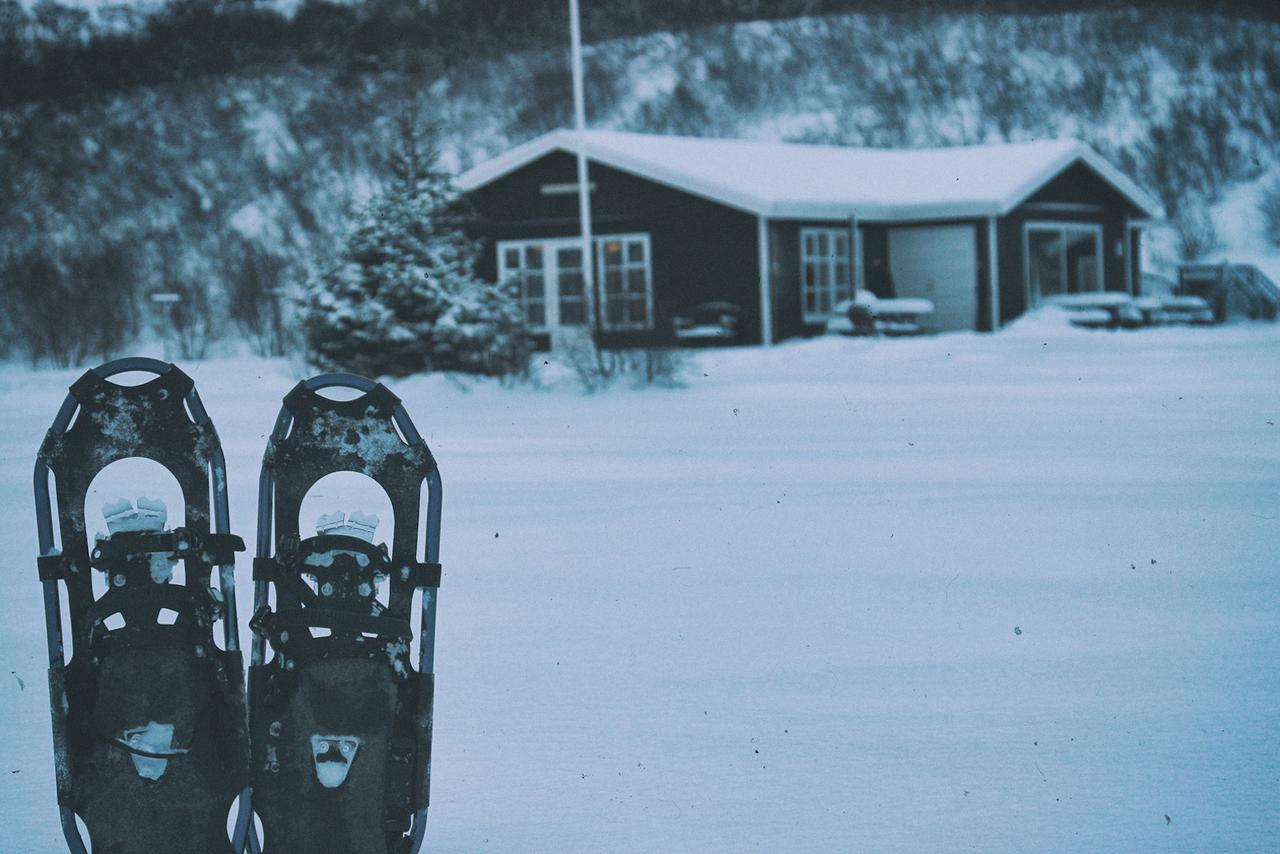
(34, 358), (443, 854)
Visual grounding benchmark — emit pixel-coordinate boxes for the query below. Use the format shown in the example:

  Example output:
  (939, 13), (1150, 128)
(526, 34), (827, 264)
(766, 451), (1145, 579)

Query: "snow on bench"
(829, 294), (935, 337)
(1048, 293), (1215, 328)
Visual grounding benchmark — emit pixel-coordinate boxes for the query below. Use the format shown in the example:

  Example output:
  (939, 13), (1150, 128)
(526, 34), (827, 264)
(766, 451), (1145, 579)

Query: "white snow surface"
(2, 321), (1279, 851)
(456, 129), (1162, 221)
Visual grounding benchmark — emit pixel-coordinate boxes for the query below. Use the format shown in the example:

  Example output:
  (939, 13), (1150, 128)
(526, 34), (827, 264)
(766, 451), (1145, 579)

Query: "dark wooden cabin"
(458, 131), (1161, 347)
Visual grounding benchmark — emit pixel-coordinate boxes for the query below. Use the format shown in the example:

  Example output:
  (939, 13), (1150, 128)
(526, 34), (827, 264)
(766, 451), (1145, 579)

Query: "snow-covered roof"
(457, 130), (1162, 221)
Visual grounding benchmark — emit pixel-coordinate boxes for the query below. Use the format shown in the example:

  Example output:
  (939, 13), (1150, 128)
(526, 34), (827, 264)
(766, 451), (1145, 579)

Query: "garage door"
(887, 224), (978, 332)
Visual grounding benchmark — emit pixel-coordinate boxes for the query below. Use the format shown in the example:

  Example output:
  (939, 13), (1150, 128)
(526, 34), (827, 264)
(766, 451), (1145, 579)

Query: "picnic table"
(1048, 293), (1214, 328)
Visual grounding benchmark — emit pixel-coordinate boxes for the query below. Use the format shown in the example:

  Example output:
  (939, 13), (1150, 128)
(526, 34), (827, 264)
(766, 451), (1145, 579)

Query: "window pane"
(558, 247), (582, 269)
(526, 272), (544, 298)
(627, 241), (644, 263)
(527, 246), (543, 267)
(604, 241), (623, 264)
(606, 301), (623, 326)
(605, 269), (623, 295)
(1029, 229), (1064, 300)
(504, 248), (520, 268)
(804, 233), (816, 254)
(817, 232), (828, 255)
(561, 272), (584, 299)
(625, 268), (645, 293)
(834, 233), (849, 257)
(560, 300), (586, 325)
(526, 302), (545, 326)
(1064, 228), (1099, 293)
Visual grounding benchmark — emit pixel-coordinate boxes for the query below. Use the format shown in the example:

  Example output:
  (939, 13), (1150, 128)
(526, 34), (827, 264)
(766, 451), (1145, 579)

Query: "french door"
(497, 234), (652, 332)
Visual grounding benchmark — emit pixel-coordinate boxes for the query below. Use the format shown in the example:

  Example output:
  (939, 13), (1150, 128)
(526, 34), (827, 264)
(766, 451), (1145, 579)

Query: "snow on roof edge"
(456, 130), (1163, 222)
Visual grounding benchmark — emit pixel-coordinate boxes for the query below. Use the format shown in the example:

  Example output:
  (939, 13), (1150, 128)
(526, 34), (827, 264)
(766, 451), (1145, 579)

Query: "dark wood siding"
(466, 150), (761, 347)
(467, 151), (1150, 340)
(768, 219), (857, 339)
(996, 161), (1146, 322)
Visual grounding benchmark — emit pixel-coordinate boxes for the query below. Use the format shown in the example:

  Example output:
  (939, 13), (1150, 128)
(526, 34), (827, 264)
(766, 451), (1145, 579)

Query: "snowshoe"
(33, 357), (251, 853)
(248, 373), (443, 854)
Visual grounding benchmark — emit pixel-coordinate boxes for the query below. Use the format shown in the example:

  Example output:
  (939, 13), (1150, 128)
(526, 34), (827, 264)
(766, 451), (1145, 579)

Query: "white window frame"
(496, 232), (654, 332)
(595, 232), (654, 332)
(800, 227), (852, 322)
(1022, 221), (1105, 306)
(497, 239), (552, 330)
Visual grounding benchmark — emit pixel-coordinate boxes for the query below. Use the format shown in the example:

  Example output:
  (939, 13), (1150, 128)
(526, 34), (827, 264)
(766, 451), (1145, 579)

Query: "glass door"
(553, 245), (588, 326)
(498, 233), (653, 331)
(1026, 223), (1103, 304)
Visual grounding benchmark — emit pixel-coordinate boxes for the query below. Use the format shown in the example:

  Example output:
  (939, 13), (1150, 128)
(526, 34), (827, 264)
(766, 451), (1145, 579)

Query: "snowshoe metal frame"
(33, 357), (251, 853)
(248, 372), (442, 854)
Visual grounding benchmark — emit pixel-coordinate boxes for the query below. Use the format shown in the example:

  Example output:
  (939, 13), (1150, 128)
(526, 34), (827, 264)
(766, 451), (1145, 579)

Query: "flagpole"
(569, 0), (595, 329)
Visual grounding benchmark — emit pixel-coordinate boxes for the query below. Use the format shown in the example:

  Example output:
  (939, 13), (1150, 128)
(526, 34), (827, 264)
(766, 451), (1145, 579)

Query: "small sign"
(150, 293), (182, 304)
(541, 181), (596, 196)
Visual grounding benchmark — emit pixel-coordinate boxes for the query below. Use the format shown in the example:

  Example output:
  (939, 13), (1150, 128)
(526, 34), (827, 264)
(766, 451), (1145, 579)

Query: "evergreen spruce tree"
(299, 105), (528, 378)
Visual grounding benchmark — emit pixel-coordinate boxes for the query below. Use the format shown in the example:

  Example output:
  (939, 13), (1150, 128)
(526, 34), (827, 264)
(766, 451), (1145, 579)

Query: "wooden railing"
(1177, 262), (1280, 321)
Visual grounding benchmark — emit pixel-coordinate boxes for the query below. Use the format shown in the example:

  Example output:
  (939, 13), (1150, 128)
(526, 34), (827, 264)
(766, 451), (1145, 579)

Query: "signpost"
(150, 292), (181, 361)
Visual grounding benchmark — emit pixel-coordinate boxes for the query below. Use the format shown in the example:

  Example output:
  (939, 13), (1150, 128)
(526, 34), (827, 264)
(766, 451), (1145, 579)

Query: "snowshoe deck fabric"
(249, 374), (442, 854)
(33, 358), (250, 854)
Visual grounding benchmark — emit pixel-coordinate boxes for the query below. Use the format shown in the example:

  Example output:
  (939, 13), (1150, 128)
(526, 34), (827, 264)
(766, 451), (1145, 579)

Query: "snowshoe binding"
(33, 358), (251, 853)
(248, 373), (442, 854)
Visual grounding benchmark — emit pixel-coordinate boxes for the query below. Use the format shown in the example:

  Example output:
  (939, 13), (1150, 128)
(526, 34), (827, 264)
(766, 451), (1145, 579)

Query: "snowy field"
(1, 315), (1278, 852)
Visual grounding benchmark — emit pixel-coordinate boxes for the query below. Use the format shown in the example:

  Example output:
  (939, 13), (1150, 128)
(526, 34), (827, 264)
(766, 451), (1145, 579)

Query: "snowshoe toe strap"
(91, 529), (245, 568)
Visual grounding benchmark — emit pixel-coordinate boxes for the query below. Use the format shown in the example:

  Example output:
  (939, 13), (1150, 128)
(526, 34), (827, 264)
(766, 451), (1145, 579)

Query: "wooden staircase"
(1177, 262), (1280, 322)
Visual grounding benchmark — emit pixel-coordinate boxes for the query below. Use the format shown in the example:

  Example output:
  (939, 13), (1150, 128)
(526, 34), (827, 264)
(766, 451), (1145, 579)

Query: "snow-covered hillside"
(2, 318), (1277, 850)
(4, 8), (1280, 363)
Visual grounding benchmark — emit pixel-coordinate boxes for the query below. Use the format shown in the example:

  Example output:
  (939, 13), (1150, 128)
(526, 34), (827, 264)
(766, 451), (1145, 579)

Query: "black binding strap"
(402, 562), (442, 588)
(37, 553), (72, 582)
(255, 607), (412, 642)
(253, 557), (322, 609)
(90, 529), (245, 569)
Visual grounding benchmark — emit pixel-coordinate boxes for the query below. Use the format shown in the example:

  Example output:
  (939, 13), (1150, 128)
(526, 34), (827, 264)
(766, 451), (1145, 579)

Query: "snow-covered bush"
(553, 327), (687, 393)
(1171, 197), (1219, 261)
(298, 110), (528, 378)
